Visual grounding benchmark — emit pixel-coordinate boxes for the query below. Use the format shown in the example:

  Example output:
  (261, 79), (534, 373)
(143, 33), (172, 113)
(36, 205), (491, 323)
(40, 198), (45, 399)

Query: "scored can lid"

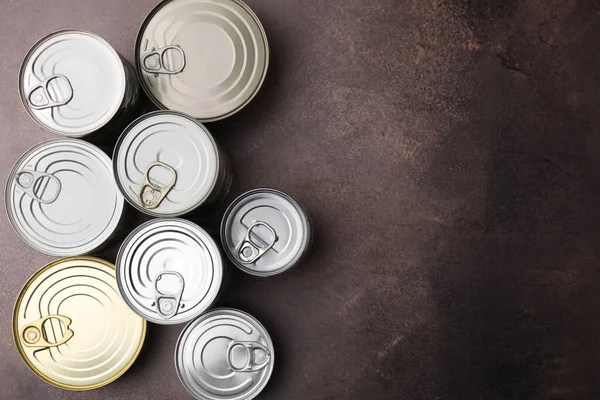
(19, 29), (127, 136)
(175, 308), (274, 400)
(113, 111), (221, 217)
(221, 188), (311, 276)
(116, 218), (224, 325)
(136, 0), (269, 121)
(13, 257), (146, 390)
(5, 139), (124, 256)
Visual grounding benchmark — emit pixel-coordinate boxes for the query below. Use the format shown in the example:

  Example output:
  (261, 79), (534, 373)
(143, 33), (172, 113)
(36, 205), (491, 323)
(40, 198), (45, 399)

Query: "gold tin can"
(13, 257), (146, 390)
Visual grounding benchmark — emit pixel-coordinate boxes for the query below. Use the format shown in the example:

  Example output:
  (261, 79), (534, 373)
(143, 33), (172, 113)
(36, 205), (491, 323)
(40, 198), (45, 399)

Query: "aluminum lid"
(19, 30), (127, 136)
(116, 218), (224, 325)
(113, 111), (220, 217)
(175, 308), (274, 400)
(13, 257), (146, 390)
(221, 188), (311, 276)
(136, 0), (269, 121)
(5, 139), (124, 256)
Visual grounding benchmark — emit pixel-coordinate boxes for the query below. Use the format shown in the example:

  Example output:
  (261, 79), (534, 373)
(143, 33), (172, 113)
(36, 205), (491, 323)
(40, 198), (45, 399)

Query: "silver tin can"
(5, 139), (125, 256)
(220, 188), (312, 276)
(113, 111), (232, 217)
(19, 29), (140, 141)
(116, 218), (224, 325)
(175, 308), (274, 400)
(135, 0), (269, 122)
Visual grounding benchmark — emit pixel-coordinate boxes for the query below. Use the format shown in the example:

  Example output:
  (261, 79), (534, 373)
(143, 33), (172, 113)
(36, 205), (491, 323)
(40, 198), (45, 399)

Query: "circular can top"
(175, 308), (274, 400)
(5, 139), (124, 256)
(116, 218), (224, 325)
(19, 30), (127, 136)
(136, 0), (269, 121)
(221, 188), (311, 276)
(13, 257), (146, 390)
(113, 111), (221, 217)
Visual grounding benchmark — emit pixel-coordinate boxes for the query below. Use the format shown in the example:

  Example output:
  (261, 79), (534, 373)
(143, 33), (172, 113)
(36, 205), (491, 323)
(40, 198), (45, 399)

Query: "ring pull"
(15, 170), (61, 204)
(236, 222), (277, 264)
(227, 341), (271, 373)
(26, 74), (73, 110)
(142, 45), (186, 75)
(139, 161), (177, 209)
(21, 315), (74, 348)
(154, 271), (185, 320)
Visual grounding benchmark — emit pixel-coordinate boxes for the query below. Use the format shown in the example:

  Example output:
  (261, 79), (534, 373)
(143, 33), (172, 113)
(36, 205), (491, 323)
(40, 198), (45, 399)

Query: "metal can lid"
(221, 188), (311, 276)
(136, 0), (269, 121)
(116, 218), (224, 325)
(113, 111), (221, 217)
(19, 30), (127, 136)
(5, 139), (124, 256)
(175, 308), (274, 400)
(13, 257), (146, 390)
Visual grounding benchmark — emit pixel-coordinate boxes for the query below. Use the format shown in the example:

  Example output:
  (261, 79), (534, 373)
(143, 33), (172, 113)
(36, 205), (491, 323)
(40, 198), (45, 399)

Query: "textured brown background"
(2, 0), (600, 399)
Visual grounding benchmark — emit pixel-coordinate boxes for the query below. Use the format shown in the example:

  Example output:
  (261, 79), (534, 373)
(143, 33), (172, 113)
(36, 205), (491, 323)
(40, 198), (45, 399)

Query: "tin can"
(135, 0), (269, 121)
(175, 308), (274, 400)
(19, 29), (140, 142)
(13, 257), (146, 390)
(113, 111), (232, 217)
(221, 188), (312, 276)
(5, 139), (125, 256)
(116, 218), (224, 325)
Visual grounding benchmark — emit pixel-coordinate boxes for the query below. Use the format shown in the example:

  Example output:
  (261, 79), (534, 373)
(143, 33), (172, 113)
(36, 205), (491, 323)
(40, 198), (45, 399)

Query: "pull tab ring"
(26, 74), (73, 110)
(142, 45), (186, 75)
(21, 315), (74, 348)
(139, 161), (177, 209)
(227, 341), (271, 372)
(154, 271), (185, 320)
(236, 222), (277, 264)
(15, 170), (62, 204)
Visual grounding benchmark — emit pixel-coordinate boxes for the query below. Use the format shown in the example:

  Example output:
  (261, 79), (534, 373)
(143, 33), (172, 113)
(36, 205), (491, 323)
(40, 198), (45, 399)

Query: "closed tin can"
(113, 111), (232, 217)
(19, 29), (139, 142)
(13, 257), (146, 390)
(175, 308), (274, 400)
(221, 188), (312, 276)
(116, 218), (224, 325)
(5, 139), (125, 256)
(136, 0), (269, 121)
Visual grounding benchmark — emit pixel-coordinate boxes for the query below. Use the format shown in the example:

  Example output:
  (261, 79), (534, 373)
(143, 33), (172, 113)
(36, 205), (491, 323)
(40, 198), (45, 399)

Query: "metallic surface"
(136, 0), (269, 121)
(113, 111), (232, 217)
(5, 139), (124, 256)
(3, 0), (600, 399)
(175, 308), (273, 400)
(19, 30), (134, 137)
(116, 218), (224, 325)
(13, 257), (146, 390)
(221, 189), (311, 276)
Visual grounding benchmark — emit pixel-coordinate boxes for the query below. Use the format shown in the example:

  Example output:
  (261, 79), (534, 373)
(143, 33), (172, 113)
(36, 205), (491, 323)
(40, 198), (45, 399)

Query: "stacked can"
(7, 0), (313, 399)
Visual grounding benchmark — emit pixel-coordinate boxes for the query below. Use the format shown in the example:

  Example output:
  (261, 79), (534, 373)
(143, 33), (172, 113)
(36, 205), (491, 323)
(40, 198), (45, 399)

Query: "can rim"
(115, 218), (224, 324)
(12, 256), (147, 391)
(18, 29), (127, 136)
(4, 138), (125, 256)
(174, 308), (275, 400)
(134, 0), (270, 122)
(220, 188), (311, 277)
(113, 110), (221, 217)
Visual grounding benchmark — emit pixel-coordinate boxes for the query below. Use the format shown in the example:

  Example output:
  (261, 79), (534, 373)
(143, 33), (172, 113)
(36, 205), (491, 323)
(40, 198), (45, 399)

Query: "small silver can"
(175, 308), (274, 400)
(113, 111), (232, 217)
(19, 29), (140, 142)
(135, 0), (269, 121)
(5, 139), (125, 256)
(221, 188), (312, 276)
(116, 218), (224, 325)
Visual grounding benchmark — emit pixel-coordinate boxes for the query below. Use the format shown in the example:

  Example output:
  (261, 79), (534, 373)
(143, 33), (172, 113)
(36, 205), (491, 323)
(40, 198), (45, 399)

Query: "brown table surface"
(2, 0), (600, 399)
